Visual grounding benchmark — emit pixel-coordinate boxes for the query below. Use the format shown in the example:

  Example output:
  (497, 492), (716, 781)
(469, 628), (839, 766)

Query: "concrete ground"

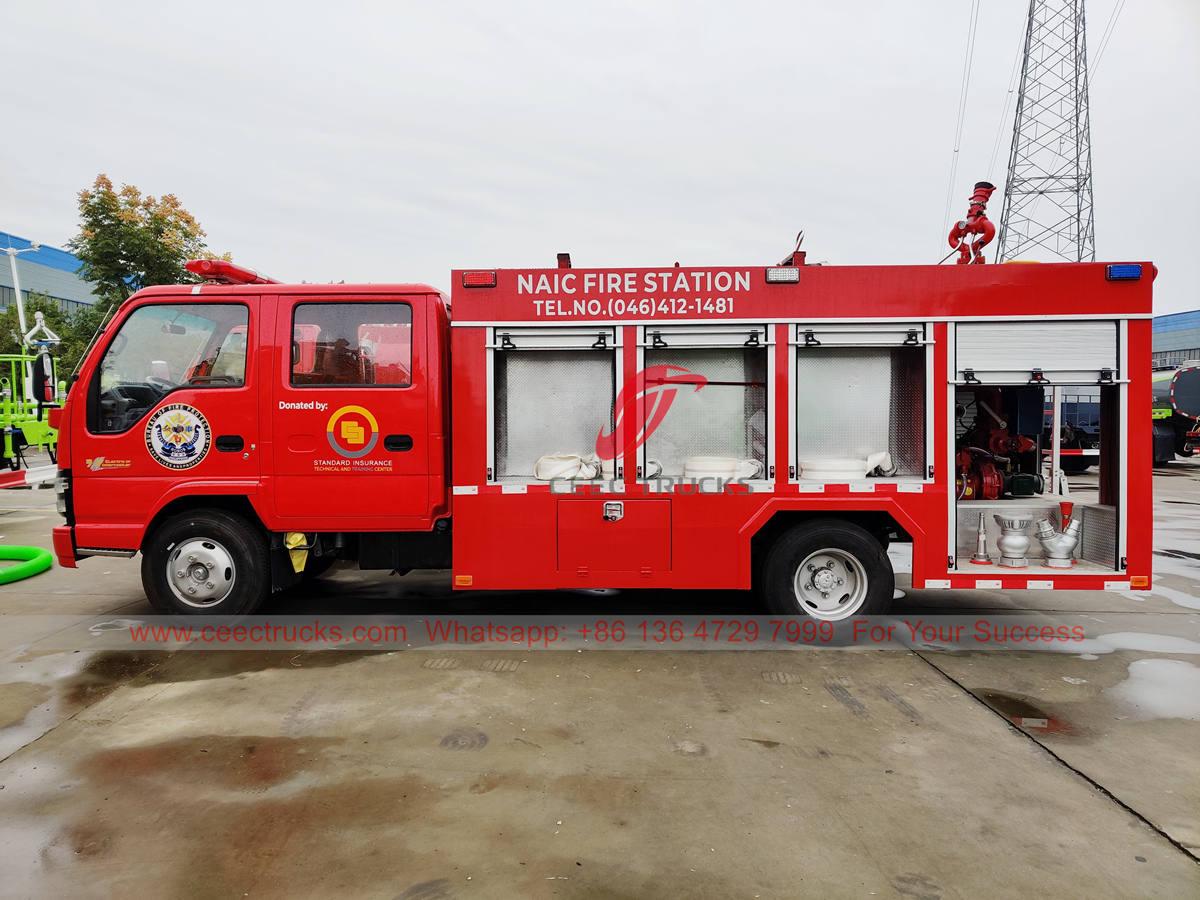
(0, 463), (1198, 898)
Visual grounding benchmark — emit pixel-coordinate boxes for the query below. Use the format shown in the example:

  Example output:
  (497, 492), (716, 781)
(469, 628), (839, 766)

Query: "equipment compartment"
(641, 325), (769, 481)
(950, 319), (1124, 574)
(557, 498), (671, 574)
(793, 324), (927, 479)
(491, 328), (617, 481)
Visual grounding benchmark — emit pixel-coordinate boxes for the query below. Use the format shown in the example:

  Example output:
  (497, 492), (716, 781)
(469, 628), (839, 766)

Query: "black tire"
(141, 509), (269, 615)
(762, 520), (894, 619)
(1060, 460), (1091, 475)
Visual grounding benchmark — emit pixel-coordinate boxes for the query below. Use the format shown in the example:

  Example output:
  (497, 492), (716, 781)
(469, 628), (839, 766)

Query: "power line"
(1090, 0), (1126, 80)
(987, 10), (1028, 180)
(941, 0), (982, 246)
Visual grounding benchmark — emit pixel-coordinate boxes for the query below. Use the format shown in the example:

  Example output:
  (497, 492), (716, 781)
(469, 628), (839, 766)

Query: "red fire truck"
(50, 255), (1154, 617)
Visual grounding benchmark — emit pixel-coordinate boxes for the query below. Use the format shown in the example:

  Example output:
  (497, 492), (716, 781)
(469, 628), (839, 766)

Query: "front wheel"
(141, 509), (269, 615)
(762, 520), (894, 620)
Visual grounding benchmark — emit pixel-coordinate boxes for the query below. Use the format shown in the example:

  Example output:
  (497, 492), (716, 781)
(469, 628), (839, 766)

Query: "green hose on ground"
(0, 546), (54, 584)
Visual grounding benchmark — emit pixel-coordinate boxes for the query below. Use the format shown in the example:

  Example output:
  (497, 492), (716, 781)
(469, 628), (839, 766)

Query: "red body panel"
(449, 262), (1151, 324)
(1125, 318), (1154, 577)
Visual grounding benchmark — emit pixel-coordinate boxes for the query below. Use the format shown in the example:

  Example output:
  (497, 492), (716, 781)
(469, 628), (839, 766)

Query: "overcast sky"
(2, 1), (1196, 312)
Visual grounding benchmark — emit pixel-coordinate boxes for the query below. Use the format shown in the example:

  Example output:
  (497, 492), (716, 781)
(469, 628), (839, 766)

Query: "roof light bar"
(185, 258), (280, 285)
(765, 266), (800, 284)
(1105, 264), (1142, 282)
(462, 270), (497, 288)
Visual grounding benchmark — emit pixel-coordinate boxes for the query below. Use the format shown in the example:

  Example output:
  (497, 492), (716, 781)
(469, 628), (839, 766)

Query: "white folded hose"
(533, 453), (603, 480)
(798, 451), (895, 480)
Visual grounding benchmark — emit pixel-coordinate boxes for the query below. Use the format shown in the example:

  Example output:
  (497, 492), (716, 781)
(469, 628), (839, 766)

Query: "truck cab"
(53, 266), (451, 614)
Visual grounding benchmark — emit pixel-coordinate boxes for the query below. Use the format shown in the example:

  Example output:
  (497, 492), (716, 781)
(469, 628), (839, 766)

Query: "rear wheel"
(141, 509), (269, 615)
(763, 520), (894, 619)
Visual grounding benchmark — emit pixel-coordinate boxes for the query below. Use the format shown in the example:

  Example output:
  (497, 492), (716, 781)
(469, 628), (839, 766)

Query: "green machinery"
(1, 315), (64, 471)
(4, 241), (66, 470)
(1, 349), (63, 469)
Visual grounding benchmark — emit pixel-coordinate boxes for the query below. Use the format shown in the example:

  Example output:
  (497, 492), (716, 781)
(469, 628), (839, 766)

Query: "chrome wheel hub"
(167, 538), (236, 609)
(792, 548), (869, 620)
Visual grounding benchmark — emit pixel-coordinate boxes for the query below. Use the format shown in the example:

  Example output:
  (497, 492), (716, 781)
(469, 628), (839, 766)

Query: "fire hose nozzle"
(1035, 518), (1081, 568)
(947, 180), (997, 265)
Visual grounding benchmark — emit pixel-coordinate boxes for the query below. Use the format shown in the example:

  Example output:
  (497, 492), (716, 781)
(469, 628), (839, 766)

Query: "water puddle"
(976, 690), (1075, 735)
(1055, 632), (1200, 658)
(1106, 659), (1200, 721)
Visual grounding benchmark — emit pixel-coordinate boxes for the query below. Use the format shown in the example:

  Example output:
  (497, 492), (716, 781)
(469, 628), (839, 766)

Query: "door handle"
(216, 435), (245, 452)
(384, 434), (413, 452)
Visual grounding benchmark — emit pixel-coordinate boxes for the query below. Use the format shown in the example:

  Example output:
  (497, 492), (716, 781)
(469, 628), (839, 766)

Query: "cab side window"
(291, 303), (412, 387)
(91, 303), (249, 434)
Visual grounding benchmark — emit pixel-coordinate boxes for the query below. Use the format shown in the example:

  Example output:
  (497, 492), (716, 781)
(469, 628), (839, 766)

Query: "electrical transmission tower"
(997, 0), (1095, 262)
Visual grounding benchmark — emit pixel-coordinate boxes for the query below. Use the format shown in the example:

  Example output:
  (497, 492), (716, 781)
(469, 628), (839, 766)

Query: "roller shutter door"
(955, 320), (1117, 384)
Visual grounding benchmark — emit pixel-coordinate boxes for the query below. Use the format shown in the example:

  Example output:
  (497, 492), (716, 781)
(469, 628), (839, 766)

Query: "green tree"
(59, 174), (226, 373)
(68, 174), (212, 306)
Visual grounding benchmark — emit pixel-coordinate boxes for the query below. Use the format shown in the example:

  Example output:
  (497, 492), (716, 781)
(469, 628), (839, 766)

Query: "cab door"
(71, 298), (261, 547)
(271, 295), (431, 528)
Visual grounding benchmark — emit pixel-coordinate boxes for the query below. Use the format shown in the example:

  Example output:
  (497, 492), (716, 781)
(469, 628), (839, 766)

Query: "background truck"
(1034, 366), (1200, 473)
(51, 257), (1154, 617)
(1151, 364), (1200, 465)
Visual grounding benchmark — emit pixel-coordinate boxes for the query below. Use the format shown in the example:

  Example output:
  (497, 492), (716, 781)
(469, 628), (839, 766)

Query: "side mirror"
(31, 353), (53, 404)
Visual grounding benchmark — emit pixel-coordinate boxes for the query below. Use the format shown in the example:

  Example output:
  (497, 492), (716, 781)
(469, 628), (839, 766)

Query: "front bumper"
(52, 526), (77, 568)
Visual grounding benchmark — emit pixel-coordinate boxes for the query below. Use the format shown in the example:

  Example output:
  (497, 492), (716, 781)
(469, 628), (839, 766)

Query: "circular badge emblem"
(145, 403), (211, 470)
(326, 405), (379, 459)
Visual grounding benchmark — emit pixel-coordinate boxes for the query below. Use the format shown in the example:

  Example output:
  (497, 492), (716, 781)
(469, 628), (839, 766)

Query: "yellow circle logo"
(325, 405), (379, 458)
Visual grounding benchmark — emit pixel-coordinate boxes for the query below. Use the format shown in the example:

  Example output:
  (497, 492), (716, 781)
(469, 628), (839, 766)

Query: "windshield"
(94, 303), (248, 434)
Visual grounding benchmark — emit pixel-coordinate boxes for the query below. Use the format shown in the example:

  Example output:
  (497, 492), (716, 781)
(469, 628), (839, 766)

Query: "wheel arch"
(746, 505), (915, 593)
(142, 493), (265, 550)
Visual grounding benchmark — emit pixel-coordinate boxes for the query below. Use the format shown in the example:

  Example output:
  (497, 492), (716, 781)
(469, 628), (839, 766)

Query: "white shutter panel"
(492, 327), (616, 350)
(955, 321), (1117, 384)
(644, 324), (767, 348)
(795, 323), (926, 347)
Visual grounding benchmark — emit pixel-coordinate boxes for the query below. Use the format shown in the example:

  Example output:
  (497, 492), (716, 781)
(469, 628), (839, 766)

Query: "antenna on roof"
(778, 231), (806, 266)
